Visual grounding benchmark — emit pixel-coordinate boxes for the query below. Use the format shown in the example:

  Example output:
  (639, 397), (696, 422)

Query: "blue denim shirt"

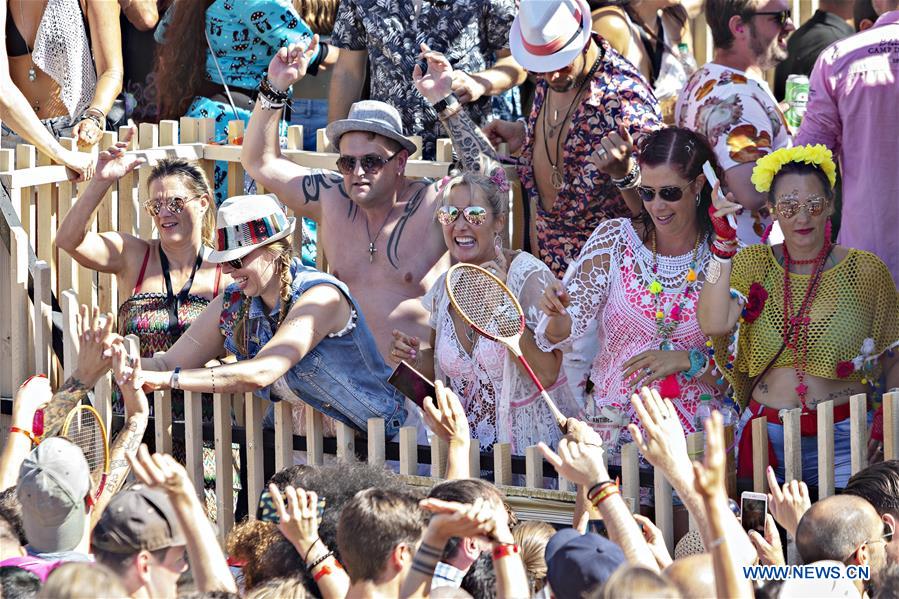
(220, 260), (406, 437)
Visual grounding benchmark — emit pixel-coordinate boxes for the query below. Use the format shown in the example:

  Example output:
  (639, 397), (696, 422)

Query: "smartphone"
(703, 161), (738, 230)
(257, 489), (326, 524)
(740, 491), (768, 535)
(388, 360), (436, 408)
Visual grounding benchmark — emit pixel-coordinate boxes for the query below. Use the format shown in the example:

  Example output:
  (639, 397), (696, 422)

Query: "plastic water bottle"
(719, 397), (740, 428)
(677, 43), (698, 77)
(694, 394), (713, 431)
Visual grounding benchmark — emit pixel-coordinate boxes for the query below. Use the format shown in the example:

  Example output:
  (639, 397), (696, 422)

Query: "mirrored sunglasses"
(436, 205), (490, 226)
(335, 150), (401, 176)
(144, 195), (201, 216)
(774, 196), (827, 219)
(227, 257), (243, 270)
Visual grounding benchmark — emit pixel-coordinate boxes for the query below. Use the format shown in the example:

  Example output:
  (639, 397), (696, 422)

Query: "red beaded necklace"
(781, 238), (832, 411)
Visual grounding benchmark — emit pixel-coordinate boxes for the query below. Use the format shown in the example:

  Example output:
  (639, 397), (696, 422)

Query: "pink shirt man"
(796, 11), (899, 284)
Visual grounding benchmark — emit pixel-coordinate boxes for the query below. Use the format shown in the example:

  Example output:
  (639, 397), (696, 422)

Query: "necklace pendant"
(659, 340), (675, 351)
(368, 242), (376, 263)
(28, 66), (37, 82)
(551, 167), (564, 190)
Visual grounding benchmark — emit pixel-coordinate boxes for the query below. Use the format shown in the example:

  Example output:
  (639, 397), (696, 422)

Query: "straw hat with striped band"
(509, 0), (593, 73)
(207, 194), (296, 264)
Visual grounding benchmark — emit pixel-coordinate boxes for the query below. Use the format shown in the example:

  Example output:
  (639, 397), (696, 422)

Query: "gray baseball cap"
(91, 484), (186, 554)
(326, 100), (418, 155)
(17, 437), (92, 553)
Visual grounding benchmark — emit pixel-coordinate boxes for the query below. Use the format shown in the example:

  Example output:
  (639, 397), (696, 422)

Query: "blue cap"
(545, 529), (625, 597)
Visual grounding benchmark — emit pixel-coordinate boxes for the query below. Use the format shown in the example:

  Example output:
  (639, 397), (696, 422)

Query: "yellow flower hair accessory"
(750, 144), (837, 193)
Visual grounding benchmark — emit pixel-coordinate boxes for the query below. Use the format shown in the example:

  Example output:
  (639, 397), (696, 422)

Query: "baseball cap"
(545, 528), (625, 597)
(17, 437), (91, 553)
(91, 485), (186, 554)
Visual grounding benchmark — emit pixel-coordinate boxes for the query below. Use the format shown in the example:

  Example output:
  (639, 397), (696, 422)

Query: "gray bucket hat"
(326, 100), (418, 155)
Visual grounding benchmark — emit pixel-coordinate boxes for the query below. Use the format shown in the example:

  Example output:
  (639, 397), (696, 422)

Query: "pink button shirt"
(796, 11), (899, 284)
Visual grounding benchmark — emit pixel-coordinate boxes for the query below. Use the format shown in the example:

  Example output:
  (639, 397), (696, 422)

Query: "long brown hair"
(292, 0), (339, 34)
(232, 240), (294, 356)
(154, 0), (214, 121)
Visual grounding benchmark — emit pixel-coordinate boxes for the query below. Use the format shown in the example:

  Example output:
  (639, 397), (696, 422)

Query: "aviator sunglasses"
(143, 194), (202, 216)
(636, 177), (698, 203)
(335, 150), (402, 176)
(773, 195), (827, 219)
(436, 205), (491, 226)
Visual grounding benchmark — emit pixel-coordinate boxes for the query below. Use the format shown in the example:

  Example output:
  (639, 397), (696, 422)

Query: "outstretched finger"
(538, 442), (564, 470)
(628, 423), (648, 453)
(269, 483), (288, 521)
(766, 466), (784, 503)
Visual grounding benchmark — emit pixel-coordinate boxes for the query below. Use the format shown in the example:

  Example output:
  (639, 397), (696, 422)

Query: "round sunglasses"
(335, 150), (401, 176)
(436, 205), (491, 226)
(773, 196), (827, 219)
(144, 194), (202, 216)
(636, 177), (698, 203)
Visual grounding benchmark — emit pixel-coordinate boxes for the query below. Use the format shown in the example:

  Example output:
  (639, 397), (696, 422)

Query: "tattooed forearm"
(441, 107), (499, 172)
(91, 415), (148, 525)
(42, 377), (90, 437)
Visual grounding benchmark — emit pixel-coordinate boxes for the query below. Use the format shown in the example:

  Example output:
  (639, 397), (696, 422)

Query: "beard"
(748, 22), (789, 69)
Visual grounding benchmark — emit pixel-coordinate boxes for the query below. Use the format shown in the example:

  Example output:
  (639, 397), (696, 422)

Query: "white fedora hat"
(510, 0), (592, 73)
(207, 194), (296, 263)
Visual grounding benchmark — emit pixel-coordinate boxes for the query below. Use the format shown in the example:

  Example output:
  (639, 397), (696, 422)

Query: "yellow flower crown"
(750, 144), (837, 193)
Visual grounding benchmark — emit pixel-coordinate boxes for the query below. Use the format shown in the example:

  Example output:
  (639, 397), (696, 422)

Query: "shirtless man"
(243, 39), (460, 360)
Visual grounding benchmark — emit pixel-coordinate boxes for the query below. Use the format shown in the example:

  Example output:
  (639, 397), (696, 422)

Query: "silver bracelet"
(611, 160), (641, 190)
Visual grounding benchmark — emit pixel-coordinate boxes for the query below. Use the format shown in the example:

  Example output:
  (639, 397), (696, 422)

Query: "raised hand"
(590, 123), (634, 180)
(74, 305), (120, 386)
(413, 43), (455, 105)
(708, 182), (740, 244)
(128, 444), (192, 498)
(634, 513), (674, 569)
(389, 329), (420, 366)
(268, 483), (322, 556)
(112, 343), (149, 419)
(692, 411), (727, 499)
(538, 437), (608, 488)
(481, 120), (526, 155)
(420, 497), (508, 543)
(73, 117), (103, 150)
(628, 387), (690, 476)
(267, 35), (320, 92)
(95, 125), (144, 182)
(58, 147), (95, 182)
(766, 466), (811, 538)
(422, 380), (470, 447)
(539, 280), (570, 318)
(12, 375), (51, 431)
(478, 245), (509, 284)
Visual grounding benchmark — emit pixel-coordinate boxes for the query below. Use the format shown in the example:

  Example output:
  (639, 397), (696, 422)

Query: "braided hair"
(232, 240), (295, 356)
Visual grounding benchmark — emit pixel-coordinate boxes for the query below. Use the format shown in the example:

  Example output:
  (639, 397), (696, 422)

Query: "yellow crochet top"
(713, 245), (899, 408)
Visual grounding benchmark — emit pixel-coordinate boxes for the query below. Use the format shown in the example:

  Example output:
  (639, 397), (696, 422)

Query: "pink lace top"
(424, 252), (578, 454)
(536, 219), (722, 457)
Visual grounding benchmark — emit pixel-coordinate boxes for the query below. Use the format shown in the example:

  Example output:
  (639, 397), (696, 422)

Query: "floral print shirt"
(332, 0), (516, 159)
(517, 34), (663, 279)
(675, 63), (793, 244)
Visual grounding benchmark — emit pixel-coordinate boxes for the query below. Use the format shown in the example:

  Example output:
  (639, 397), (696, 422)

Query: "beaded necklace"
(649, 230), (704, 351)
(781, 239), (832, 411)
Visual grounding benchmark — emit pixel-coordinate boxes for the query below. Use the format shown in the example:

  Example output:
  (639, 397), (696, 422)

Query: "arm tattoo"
(104, 417), (146, 496)
(301, 170), (349, 205)
(441, 107), (500, 172)
(42, 377), (89, 437)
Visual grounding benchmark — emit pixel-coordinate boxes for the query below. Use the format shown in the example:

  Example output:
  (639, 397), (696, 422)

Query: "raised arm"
(327, 0), (367, 121)
(129, 445), (237, 593)
(412, 44), (500, 172)
(697, 185), (744, 336)
(141, 294), (229, 377)
(0, 376), (52, 491)
(421, 380), (472, 480)
(56, 132), (147, 274)
(242, 40), (327, 220)
(144, 283), (350, 394)
(118, 0), (159, 31)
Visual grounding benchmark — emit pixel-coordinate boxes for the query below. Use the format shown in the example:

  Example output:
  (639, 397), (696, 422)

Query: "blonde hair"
(292, 0), (339, 34)
(439, 155), (510, 220)
(147, 158), (216, 247)
(597, 566), (681, 599)
(245, 577), (309, 599)
(513, 520), (555, 594)
(37, 562), (127, 599)
(232, 239), (294, 356)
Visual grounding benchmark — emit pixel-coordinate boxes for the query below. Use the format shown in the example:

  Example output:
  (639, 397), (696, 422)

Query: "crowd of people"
(1, 0), (899, 596)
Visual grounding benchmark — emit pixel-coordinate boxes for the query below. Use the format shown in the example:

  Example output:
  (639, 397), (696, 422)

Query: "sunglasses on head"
(743, 8), (791, 26)
(335, 150), (402, 176)
(436, 205), (491, 226)
(636, 177), (698, 203)
(773, 195), (827, 219)
(144, 194), (201, 216)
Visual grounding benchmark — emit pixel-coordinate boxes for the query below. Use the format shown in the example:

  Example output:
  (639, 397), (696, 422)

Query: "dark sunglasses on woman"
(436, 205), (491, 226)
(636, 177), (698, 203)
(335, 150), (402, 176)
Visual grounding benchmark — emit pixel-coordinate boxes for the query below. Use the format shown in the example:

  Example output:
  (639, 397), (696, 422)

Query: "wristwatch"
(433, 93), (460, 115)
(169, 367), (182, 390)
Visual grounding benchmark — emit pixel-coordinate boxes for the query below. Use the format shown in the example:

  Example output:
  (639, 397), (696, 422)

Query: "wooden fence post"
(783, 408), (802, 483)
(274, 401), (293, 471)
(752, 417), (769, 493)
(305, 406), (324, 466)
(850, 394), (868, 475)
(245, 393), (265, 516)
(621, 442), (639, 514)
(214, 392), (234, 541)
(367, 418), (386, 468)
(494, 443), (512, 487)
(883, 392), (899, 461)
(817, 401), (835, 499)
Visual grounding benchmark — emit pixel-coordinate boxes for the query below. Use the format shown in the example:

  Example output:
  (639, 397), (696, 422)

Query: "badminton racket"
(61, 404), (110, 502)
(446, 263), (567, 430)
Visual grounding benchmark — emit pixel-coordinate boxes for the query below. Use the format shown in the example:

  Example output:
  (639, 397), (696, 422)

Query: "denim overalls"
(220, 260), (407, 438)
